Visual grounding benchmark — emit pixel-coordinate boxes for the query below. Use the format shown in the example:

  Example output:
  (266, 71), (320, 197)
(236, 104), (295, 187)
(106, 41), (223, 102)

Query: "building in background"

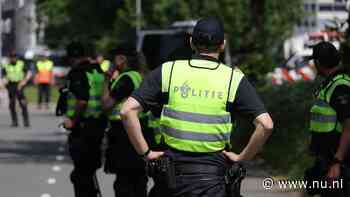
(298, 0), (349, 34)
(272, 0), (349, 85)
(1, 0), (37, 57)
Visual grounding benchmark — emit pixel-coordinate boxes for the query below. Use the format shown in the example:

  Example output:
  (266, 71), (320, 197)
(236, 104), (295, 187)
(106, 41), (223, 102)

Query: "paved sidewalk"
(0, 108), (302, 197)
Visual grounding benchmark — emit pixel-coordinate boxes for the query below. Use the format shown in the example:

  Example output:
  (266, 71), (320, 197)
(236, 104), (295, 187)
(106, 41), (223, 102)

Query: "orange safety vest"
(36, 60), (54, 84)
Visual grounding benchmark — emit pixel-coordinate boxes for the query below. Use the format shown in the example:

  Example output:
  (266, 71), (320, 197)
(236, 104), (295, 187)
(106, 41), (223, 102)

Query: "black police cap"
(192, 17), (225, 46)
(311, 41), (340, 68)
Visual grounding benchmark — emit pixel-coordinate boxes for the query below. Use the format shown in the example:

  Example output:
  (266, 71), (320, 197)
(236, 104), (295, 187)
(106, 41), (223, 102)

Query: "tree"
(37, 0), (303, 77)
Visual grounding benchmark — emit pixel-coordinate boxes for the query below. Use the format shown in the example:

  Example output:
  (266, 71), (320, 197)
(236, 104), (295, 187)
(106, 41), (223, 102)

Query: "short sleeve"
(131, 66), (163, 112)
(110, 75), (135, 102)
(1, 68), (6, 77)
(230, 77), (267, 120)
(329, 85), (350, 122)
(68, 70), (90, 101)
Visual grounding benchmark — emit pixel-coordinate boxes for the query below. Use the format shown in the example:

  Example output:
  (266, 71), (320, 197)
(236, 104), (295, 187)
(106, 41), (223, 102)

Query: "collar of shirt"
(191, 54), (220, 63)
(324, 68), (348, 85)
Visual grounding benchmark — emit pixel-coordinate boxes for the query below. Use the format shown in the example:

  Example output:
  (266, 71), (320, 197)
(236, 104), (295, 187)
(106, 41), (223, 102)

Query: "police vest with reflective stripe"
(66, 68), (105, 118)
(3, 60), (25, 82)
(36, 60), (54, 84)
(148, 113), (162, 144)
(310, 74), (350, 133)
(109, 71), (143, 121)
(36, 60), (54, 71)
(160, 60), (244, 153)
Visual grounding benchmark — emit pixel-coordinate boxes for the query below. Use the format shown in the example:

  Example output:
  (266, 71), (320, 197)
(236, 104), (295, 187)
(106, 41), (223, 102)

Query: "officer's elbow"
(256, 113), (274, 132)
(120, 97), (142, 120)
(120, 102), (133, 120)
(263, 119), (274, 132)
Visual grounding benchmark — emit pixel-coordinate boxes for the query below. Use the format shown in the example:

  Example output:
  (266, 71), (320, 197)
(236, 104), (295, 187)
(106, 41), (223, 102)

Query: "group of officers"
(57, 17), (349, 197)
(1, 51), (55, 127)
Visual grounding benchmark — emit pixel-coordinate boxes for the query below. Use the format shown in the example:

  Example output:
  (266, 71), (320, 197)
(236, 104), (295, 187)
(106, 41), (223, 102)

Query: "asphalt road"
(0, 107), (302, 197)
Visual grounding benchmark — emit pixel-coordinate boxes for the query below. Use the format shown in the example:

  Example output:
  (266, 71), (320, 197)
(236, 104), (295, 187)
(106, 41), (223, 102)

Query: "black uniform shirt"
(132, 55), (267, 122)
(131, 55), (267, 166)
(110, 75), (135, 102)
(67, 61), (102, 101)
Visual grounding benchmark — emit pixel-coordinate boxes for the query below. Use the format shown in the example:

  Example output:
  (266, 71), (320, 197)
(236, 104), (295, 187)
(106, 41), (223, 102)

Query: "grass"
(24, 85), (59, 104)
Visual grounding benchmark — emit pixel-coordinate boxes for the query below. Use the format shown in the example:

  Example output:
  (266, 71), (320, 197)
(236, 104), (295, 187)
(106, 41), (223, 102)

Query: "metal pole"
(136, 0), (141, 50)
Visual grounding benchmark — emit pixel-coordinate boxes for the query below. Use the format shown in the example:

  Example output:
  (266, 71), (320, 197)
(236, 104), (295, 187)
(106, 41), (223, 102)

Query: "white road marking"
(47, 178), (56, 184)
(52, 165), (62, 172)
(41, 193), (51, 197)
(56, 155), (64, 161)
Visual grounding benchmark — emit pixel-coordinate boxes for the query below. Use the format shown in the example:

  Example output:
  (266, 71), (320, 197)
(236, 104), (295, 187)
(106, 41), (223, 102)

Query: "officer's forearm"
(335, 119), (350, 161)
(23, 71), (32, 84)
(71, 100), (88, 123)
(121, 97), (149, 155)
(239, 113), (273, 161)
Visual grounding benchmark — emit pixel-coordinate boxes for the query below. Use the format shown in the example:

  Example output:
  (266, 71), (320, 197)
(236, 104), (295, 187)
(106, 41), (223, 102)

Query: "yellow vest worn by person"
(66, 67), (105, 118)
(3, 60), (25, 82)
(160, 60), (244, 153)
(148, 113), (162, 145)
(36, 60), (54, 84)
(109, 70), (143, 121)
(310, 73), (350, 133)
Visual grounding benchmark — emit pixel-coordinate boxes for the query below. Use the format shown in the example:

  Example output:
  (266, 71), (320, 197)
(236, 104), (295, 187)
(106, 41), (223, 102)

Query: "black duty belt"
(175, 164), (226, 176)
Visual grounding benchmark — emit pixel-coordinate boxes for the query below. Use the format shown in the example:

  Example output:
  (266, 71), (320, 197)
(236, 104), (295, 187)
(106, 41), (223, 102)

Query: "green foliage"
(37, 0), (303, 76)
(232, 82), (317, 177)
(261, 82), (315, 177)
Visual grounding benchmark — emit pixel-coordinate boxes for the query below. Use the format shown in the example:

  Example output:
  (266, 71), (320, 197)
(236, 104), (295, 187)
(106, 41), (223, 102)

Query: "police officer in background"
(120, 17), (274, 197)
(306, 41), (350, 196)
(1, 51), (32, 127)
(63, 42), (107, 197)
(35, 51), (54, 109)
(102, 47), (150, 197)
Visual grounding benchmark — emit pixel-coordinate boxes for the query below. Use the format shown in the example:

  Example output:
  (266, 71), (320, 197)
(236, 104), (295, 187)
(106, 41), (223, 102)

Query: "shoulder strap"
(227, 68), (245, 103)
(323, 74), (350, 102)
(111, 71), (142, 90)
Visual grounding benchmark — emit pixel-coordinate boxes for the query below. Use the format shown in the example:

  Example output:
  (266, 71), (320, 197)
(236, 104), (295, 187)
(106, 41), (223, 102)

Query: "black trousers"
(104, 121), (147, 197)
(159, 149), (231, 197)
(6, 82), (29, 125)
(68, 117), (107, 197)
(38, 83), (50, 106)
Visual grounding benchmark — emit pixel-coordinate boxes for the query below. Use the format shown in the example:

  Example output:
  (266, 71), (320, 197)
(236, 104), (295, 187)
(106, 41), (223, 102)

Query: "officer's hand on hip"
(223, 150), (242, 162)
(327, 163), (341, 179)
(145, 150), (165, 161)
(63, 118), (75, 129)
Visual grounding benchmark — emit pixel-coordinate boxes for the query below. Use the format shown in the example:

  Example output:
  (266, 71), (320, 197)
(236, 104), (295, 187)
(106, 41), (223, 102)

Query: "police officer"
(63, 42), (107, 197)
(102, 47), (149, 197)
(306, 41), (350, 196)
(35, 51), (54, 109)
(1, 52), (32, 127)
(120, 17), (274, 197)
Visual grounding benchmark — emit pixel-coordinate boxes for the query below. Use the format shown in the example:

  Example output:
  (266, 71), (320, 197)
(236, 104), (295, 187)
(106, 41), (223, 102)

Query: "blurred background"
(0, 0), (350, 197)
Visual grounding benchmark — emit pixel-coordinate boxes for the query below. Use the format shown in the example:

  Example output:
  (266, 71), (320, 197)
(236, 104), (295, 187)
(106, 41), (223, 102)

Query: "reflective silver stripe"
(311, 114), (337, 122)
(111, 110), (120, 116)
(153, 127), (161, 135)
(163, 107), (231, 124)
(314, 100), (329, 107)
(161, 125), (230, 142)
